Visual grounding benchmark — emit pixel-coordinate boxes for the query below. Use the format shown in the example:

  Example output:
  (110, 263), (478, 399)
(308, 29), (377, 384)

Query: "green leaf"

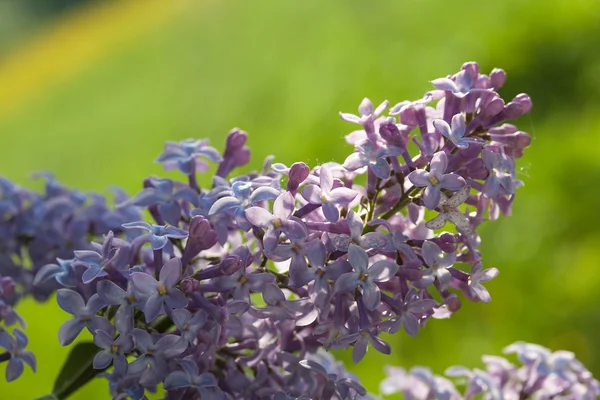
(52, 342), (102, 400)
(36, 396), (58, 400)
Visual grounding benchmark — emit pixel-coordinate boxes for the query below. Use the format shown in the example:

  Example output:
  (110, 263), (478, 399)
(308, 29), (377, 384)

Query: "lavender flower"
(408, 151), (466, 210)
(128, 329), (187, 385)
(122, 221), (188, 251)
(97, 280), (147, 334)
(92, 330), (133, 377)
(467, 262), (499, 303)
(419, 240), (456, 289)
(0, 329), (36, 382)
(155, 138), (222, 175)
(301, 164), (359, 222)
(56, 290), (112, 345)
(119, 177), (198, 225)
(0, 62), (541, 399)
(334, 244), (398, 310)
(209, 180), (280, 230)
(130, 258), (187, 322)
(343, 138), (401, 179)
(433, 114), (484, 149)
(164, 360), (223, 398)
(245, 191), (307, 252)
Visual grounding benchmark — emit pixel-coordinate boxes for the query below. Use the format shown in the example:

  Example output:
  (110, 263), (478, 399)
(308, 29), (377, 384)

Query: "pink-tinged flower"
(245, 192), (307, 252)
(301, 165), (359, 222)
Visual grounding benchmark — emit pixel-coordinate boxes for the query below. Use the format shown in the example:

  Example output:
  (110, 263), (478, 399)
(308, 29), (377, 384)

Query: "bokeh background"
(1, 0), (599, 398)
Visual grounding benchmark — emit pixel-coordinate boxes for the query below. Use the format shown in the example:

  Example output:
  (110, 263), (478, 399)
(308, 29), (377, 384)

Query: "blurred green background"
(1, 0), (599, 398)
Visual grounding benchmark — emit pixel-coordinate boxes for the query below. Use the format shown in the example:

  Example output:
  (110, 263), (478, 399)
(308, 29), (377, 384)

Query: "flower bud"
(490, 68), (507, 89)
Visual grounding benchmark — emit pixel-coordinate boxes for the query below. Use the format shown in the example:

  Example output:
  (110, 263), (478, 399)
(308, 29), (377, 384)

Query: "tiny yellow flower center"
(80, 316), (90, 322)
(239, 276), (247, 284)
(111, 345), (119, 353)
(183, 323), (189, 330)
(272, 218), (283, 229)
(320, 194), (329, 204)
(127, 294), (136, 304)
(428, 176), (440, 186)
(157, 283), (168, 296)
(316, 269), (326, 278)
(359, 273), (368, 282)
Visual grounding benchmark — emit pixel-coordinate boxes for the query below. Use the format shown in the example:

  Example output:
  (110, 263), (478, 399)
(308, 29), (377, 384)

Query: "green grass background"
(1, 0), (600, 398)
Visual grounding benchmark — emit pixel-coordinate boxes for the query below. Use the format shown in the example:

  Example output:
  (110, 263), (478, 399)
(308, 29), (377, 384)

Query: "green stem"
(362, 186), (418, 234)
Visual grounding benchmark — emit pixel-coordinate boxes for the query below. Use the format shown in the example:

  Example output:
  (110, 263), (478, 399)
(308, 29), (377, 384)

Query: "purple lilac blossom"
(407, 151), (466, 210)
(0, 329), (36, 382)
(301, 164), (359, 222)
(0, 62), (551, 400)
(130, 258), (187, 322)
(381, 342), (600, 399)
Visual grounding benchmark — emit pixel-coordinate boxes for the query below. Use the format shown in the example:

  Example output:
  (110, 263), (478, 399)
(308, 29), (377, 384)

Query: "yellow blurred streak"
(0, 0), (188, 118)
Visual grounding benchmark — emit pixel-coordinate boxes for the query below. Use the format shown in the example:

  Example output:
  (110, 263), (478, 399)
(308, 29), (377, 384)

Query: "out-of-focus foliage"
(0, 0), (599, 398)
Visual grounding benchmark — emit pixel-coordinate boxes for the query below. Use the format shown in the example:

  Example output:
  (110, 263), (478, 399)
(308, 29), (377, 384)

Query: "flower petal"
(321, 203), (339, 223)
(421, 241), (442, 268)
(370, 159), (391, 179)
(144, 294), (164, 322)
(342, 153), (367, 171)
(273, 192), (295, 219)
(244, 207), (273, 227)
(430, 151), (448, 175)
(131, 272), (158, 296)
(352, 337), (368, 364)
(451, 113), (466, 139)
(423, 185), (441, 210)
(440, 174), (466, 191)
(407, 169), (431, 187)
(97, 280), (126, 305)
(6, 357), (24, 382)
(301, 185), (322, 204)
(249, 187), (281, 204)
(347, 244), (369, 273)
(361, 280), (381, 311)
(306, 240), (327, 268)
(368, 260), (399, 282)
(433, 119), (452, 140)
(262, 284), (285, 306)
(431, 78), (458, 92)
(93, 350), (113, 370)
(280, 219), (307, 240)
(328, 187), (358, 205)
(208, 196), (241, 215)
(160, 257), (182, 287)
(58, 319), (85, 346)
(334, 272), (360, 294)
(164, 371), (192, 389)
(150, 235), (169, 250)
(56, 289), (86, 316)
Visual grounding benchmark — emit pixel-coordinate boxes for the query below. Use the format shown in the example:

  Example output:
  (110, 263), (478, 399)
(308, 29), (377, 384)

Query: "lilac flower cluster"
(381, 342), (600, 399)
(0, 62), (549, 399)
(0, 173), (140, 381)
